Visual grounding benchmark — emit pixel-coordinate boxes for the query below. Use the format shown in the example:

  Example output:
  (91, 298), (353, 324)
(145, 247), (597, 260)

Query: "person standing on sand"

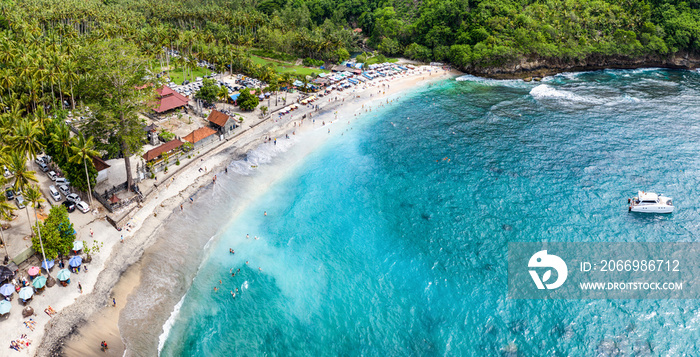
(180, 204), (183, 211)
(113, 298), (116, 307)
(78, 281), (82, 294)
(120, 235), (124, 243)
(90, 228), (93, 238)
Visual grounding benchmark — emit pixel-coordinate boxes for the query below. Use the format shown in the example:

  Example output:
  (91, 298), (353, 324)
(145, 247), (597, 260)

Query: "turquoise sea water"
(154, 69), (700, 356)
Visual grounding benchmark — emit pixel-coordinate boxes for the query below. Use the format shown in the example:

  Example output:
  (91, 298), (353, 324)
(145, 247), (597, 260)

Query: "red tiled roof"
(153, 86), (189, 113)
(207, 110), (230, 127)
(183, 127), (217, 144)
(91, 156), (110, 172)
(142, 139), (184, 161)
(156, 86), (175, 96)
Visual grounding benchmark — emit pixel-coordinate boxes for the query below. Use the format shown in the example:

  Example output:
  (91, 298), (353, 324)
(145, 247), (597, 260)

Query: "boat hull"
(629, 205), (674, 213)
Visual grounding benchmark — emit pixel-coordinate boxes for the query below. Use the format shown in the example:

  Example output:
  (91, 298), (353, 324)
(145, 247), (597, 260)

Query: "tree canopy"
(237, 88), (260, 111)
(32, 205), (75, 260)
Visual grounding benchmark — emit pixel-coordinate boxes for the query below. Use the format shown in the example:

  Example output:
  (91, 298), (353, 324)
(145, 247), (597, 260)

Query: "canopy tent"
(57, 269), (71, 282)
(72, 241), (84, 251)
(68, 256), (82, 268)
(18, 286), (33, 300)
(229, 93), (240, 101)
(0, 283), (14, 297)
(41, 260), (54, 271)
(0, 266), (14, 282)
(0, 300), (11, 315)
(27, 266), (40, 276)
(32, 276), (47, 289)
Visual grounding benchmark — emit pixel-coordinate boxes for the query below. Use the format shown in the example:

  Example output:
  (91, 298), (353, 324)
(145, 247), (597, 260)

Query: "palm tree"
(25, 185), (49, 277)
(69, 133), (98, 206)
(10, 118), (44, 161)
(51, 123), (72, 164)
(0, 173), (13, 261)
(5, 150), (38, 192)
(0, 200), (13, 262)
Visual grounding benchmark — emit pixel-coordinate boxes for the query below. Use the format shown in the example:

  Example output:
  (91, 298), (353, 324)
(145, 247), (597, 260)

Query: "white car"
(3, 166), (11, 177)
(66, 193), (81, 204)
(47, 171), (57, 181)
(76, 201), (90, 213)
(15, 195), (25, 209)
(58, 184), (70, 196)
(49, 185), (61, 202)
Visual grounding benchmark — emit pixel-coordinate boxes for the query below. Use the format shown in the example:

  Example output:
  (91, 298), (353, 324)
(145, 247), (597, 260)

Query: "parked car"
(15, 195), (25, 209)
(76, 201), (90, 213)
(3, 166), (11, 178)
(55, 177), (70, 185)
(62, 200), (76, 213)
(58, 184), (70, 196)
(37, 161), (49, 172)
(49, 185), (61, 202)
(66, 193), (80, 204)
(47, 171), (57, 181)
(5, 189), (14, 201)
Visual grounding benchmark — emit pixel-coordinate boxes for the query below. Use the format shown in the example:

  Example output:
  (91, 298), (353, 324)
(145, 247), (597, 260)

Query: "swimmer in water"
(246, 234), (249, 239)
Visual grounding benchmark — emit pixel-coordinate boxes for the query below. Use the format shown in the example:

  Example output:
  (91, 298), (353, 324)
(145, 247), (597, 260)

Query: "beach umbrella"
(27, 266), (40, 276)
(18, 287), (33, 300)
(57, 269), (71, 282)
(72, 241), (84, 251)
(0, 300), (10, 315)
(68, 256), (82, 268)
(22, 306), (33, 318)
(41, 260), (54, 271)
(32, 276), (47, 289)
(0, 266), (14, 282)
(0, 283), (14, 296)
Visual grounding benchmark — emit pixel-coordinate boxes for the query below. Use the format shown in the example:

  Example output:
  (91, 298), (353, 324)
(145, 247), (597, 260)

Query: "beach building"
(183, 127), (217, 149)
(153, 86), (189, 115)
(206, 110), (237, 134)
(142, 139), (184, 162)
(92, 156), (111, 184)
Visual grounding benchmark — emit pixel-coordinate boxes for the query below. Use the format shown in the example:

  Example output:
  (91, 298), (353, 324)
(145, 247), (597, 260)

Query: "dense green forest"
(5, 0), (700, 70)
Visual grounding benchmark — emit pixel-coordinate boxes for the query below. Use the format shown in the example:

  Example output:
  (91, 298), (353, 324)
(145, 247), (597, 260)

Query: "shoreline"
(36, 67), (458, 356)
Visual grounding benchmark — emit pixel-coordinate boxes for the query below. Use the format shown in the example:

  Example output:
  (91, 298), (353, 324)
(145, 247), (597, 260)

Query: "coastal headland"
(466, 53), (700, 79)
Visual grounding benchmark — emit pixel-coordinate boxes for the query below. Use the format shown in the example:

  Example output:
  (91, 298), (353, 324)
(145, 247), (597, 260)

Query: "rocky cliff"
(466, 52), (700, 79)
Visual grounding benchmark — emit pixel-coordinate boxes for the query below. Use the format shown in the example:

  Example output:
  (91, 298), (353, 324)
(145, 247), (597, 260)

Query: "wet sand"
(61, 261), (141, 356)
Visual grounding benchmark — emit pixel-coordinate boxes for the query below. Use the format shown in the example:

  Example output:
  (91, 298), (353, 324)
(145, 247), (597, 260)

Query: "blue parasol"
(68, 256), (82, 268)
(0, 300), (11, 314)
(0, 283), (14, 297)
(57, 269), (71, 281)
(18, 286), (33, 300)
(41, 259), (55, 271)
(72, 241), (84, 251)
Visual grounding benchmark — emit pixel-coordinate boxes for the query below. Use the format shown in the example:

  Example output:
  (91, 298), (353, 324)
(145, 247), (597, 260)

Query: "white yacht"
(628, 191), (674, 213)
